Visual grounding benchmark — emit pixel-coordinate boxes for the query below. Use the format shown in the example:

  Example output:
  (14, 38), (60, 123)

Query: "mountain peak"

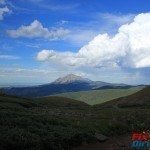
(53, 74), (91, 84)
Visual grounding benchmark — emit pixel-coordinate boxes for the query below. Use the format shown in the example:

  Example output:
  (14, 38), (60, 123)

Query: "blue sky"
(0, 0), (150, 86)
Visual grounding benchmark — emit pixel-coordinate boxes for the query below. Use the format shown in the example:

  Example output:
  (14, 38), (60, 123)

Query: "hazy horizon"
(0, 73), (148, 87)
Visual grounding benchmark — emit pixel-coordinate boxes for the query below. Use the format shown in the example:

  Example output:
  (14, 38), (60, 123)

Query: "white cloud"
(0, 55), (20, 60)
(37, 13), (150, 69)
(37, 50), (55, 61)
(0, 6), (10, 20)
(36, 49), (79, 66)
(7, 20), (70, 40)
(99, 13), (135, 25)
(25, 0), (79, 11)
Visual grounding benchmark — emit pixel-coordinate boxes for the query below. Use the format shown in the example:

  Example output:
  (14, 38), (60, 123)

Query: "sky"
(0, 0), (150, 86)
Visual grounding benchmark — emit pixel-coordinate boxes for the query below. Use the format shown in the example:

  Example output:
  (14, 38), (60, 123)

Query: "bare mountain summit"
(53, 74), (91, 84)
(1, 74), (131, 98)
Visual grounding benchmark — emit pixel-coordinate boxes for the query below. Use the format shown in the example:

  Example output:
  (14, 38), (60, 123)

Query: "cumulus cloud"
(37, 13), (150, 69)
(36, 49), (80, 66)
(0, 6), (10, 20)
(7, 20), (70, 40)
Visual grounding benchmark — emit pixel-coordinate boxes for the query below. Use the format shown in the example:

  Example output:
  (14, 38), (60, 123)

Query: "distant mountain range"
(93, 85), (137, 90)
(0, 74), (140, 98)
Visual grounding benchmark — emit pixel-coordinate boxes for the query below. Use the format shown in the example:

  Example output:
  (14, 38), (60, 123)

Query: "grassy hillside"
(36, 96), (89, 108)
(96, 86), (150, 108)
(1, 87), (150, 150)
(0, 94), (94, 150)
(54, 86), (143, 105)
(0, 93), (38, 108)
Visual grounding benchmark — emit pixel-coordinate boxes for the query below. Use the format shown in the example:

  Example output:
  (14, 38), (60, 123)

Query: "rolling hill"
(0, 93), (94, 150)
(0, 91), (89, 109)
(54, 86), (144, 105)
(0, 91), (39, 108)
(96, 86), (150, 108)
(36, 96), (89, 108)
(0, 86), (150, 150)
(93, 85), (134, 90)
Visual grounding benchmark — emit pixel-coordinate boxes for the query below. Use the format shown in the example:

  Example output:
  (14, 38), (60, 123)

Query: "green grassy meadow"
(54, 87), (143, 105)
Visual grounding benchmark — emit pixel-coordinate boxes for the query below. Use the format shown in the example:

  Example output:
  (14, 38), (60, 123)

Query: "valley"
(1, 1), (150, 149)
(0, 86), (149, 149)
(54, 86), (143, 105)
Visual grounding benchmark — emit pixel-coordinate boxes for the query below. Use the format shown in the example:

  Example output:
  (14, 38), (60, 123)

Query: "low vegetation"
(0, 87), (149, 150)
